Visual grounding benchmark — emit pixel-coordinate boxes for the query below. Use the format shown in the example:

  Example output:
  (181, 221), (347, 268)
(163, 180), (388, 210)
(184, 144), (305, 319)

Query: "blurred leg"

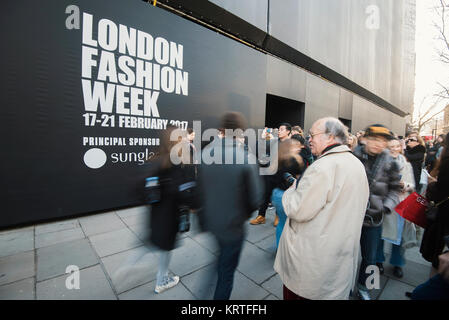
(156, 250), (171, 286)
(213, 237), (244, 300)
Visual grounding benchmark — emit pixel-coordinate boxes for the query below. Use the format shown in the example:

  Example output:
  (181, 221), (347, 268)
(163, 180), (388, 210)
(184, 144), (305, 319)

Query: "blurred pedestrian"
(197, 112), (263, 300)
(274, 117), (369, 300)
(425, 140), (438, 172)
(356, 130), (366, 145)
(353, 124), (402, 300)
(291, 125), (304, 137)
(435, 134), (445, 160)
(144, 126), (199, 294)
(376, 138), (417, 279)
(404, 132), (426, 193)
(347, 134), (358, 151)
(291, 134), (314, 168)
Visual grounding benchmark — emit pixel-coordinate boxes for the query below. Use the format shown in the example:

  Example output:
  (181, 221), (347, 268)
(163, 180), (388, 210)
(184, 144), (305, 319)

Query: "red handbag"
(394, 192), (429, 228)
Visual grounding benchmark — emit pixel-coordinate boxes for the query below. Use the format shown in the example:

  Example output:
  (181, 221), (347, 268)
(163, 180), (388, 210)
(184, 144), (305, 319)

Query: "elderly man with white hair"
(274, 117), (370, 300)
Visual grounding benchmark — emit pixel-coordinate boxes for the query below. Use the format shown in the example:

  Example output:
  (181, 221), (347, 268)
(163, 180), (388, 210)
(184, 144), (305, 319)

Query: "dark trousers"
(213, 236), (244, 300)
(283, 285), (309, 300)
(258, 175), (273, 217)
(358, 225), (383, 289)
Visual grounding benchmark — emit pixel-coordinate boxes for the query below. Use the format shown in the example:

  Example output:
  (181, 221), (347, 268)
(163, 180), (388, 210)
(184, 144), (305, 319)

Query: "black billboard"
(0, 0), (266, 228)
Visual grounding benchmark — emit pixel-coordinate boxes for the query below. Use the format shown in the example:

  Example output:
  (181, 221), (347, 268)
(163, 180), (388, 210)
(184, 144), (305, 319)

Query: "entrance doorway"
(339, 117), (352, 133)
(265, 94), (305, 130)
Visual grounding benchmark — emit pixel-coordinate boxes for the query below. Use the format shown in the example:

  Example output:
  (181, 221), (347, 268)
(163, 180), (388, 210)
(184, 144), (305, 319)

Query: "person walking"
(274, 117), (369, 300)
(353, 124), (402, 300)
(197, 112), (263, 300)
(144, 126), (198, 294)
(376, 137), (418, 279)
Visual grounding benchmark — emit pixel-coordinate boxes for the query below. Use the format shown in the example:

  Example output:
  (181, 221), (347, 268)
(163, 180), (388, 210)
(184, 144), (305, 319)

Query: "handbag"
(426, 196), (449, 223)
(395, 192), (449, 228)
(394, 192), (429, 228)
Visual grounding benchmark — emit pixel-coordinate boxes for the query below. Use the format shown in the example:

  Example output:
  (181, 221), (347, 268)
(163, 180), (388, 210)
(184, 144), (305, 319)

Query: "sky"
(414, 0), (449, 121)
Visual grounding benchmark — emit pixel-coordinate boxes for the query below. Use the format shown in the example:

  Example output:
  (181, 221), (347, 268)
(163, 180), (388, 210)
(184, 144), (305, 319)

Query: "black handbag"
(426, 196), (449, 223)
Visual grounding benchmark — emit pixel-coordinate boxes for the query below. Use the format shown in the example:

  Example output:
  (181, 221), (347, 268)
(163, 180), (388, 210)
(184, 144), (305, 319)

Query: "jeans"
(271, 188), (287, 249)
(213, 236), (244, 300)
(411, 274), (449, 300)
(358, 226), (383, 289)
(376, 239), (405, 267)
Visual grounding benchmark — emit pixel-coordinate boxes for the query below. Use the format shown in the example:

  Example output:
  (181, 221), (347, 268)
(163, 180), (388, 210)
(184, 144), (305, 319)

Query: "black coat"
(147, 163), (196, 251)
(405, 144), (426, 188)
(420, 157), (449, 268)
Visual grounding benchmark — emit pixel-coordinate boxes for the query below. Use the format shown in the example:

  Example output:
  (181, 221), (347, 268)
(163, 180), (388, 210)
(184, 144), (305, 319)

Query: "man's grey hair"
(321, 117), (349, 145)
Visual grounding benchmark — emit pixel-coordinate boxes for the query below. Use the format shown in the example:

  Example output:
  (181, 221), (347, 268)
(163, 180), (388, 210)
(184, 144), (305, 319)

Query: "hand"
(428, 175), (437, 183)
(438, 251), (449, 282)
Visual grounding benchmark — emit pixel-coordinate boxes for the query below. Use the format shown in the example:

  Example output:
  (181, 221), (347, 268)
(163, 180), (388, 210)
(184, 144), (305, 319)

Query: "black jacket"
(354, 145), (402, 227)
(146, 162), (197, 251)
(272, 156), (304, 191)
(197, 138), (263, 243)
(405, 144), (426, 188)
(300, 146), (314, 168)
(420, 156), (449, 268)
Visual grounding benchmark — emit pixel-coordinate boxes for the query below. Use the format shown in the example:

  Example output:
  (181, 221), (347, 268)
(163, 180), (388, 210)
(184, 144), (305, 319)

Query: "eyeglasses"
(308, 131), (325, 140)
(406, 138), (418, 143)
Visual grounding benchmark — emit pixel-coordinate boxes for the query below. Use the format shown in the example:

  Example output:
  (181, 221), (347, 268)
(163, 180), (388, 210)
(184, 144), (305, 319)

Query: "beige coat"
(274, 145), (369, 300)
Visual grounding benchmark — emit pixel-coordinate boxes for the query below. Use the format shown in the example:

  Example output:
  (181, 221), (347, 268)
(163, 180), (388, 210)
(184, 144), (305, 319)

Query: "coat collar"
(319, 144), (351, 159)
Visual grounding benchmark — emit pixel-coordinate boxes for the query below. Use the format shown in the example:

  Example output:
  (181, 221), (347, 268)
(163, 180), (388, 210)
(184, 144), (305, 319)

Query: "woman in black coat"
(146, 126), (197, 294)
(404, 132), (426, 192)
(420, 133), (449, 274)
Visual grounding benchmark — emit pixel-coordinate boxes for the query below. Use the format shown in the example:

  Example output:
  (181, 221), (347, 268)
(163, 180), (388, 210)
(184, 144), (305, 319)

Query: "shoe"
(393, 266), (403, 278)
(357, 288), (372, 300)
(274, 215), (279, 227)
(154, 276), (179, 294)
(250, 215), (266, 225)
(376, 263), (384, 275)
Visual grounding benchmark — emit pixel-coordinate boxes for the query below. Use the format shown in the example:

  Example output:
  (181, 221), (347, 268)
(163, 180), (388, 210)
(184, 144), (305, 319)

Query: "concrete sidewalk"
(0, 206), (432, 300)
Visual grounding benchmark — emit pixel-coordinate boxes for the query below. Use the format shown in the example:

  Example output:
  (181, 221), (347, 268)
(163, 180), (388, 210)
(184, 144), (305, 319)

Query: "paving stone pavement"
(0, 206), (433, 300)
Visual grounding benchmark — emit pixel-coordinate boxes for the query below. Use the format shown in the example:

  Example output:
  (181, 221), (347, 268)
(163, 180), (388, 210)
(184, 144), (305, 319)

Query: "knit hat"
(364, 124), (394, 140)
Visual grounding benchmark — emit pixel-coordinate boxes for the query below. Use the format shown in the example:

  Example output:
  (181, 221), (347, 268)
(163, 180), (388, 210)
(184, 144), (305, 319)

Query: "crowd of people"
(136, 112), (449, 300)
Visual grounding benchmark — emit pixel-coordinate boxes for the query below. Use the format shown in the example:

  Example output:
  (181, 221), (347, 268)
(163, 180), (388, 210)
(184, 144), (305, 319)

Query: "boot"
(250, 215), (266, 225)
(393, 266), (403, 278)
(274, 215), (279, 227)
